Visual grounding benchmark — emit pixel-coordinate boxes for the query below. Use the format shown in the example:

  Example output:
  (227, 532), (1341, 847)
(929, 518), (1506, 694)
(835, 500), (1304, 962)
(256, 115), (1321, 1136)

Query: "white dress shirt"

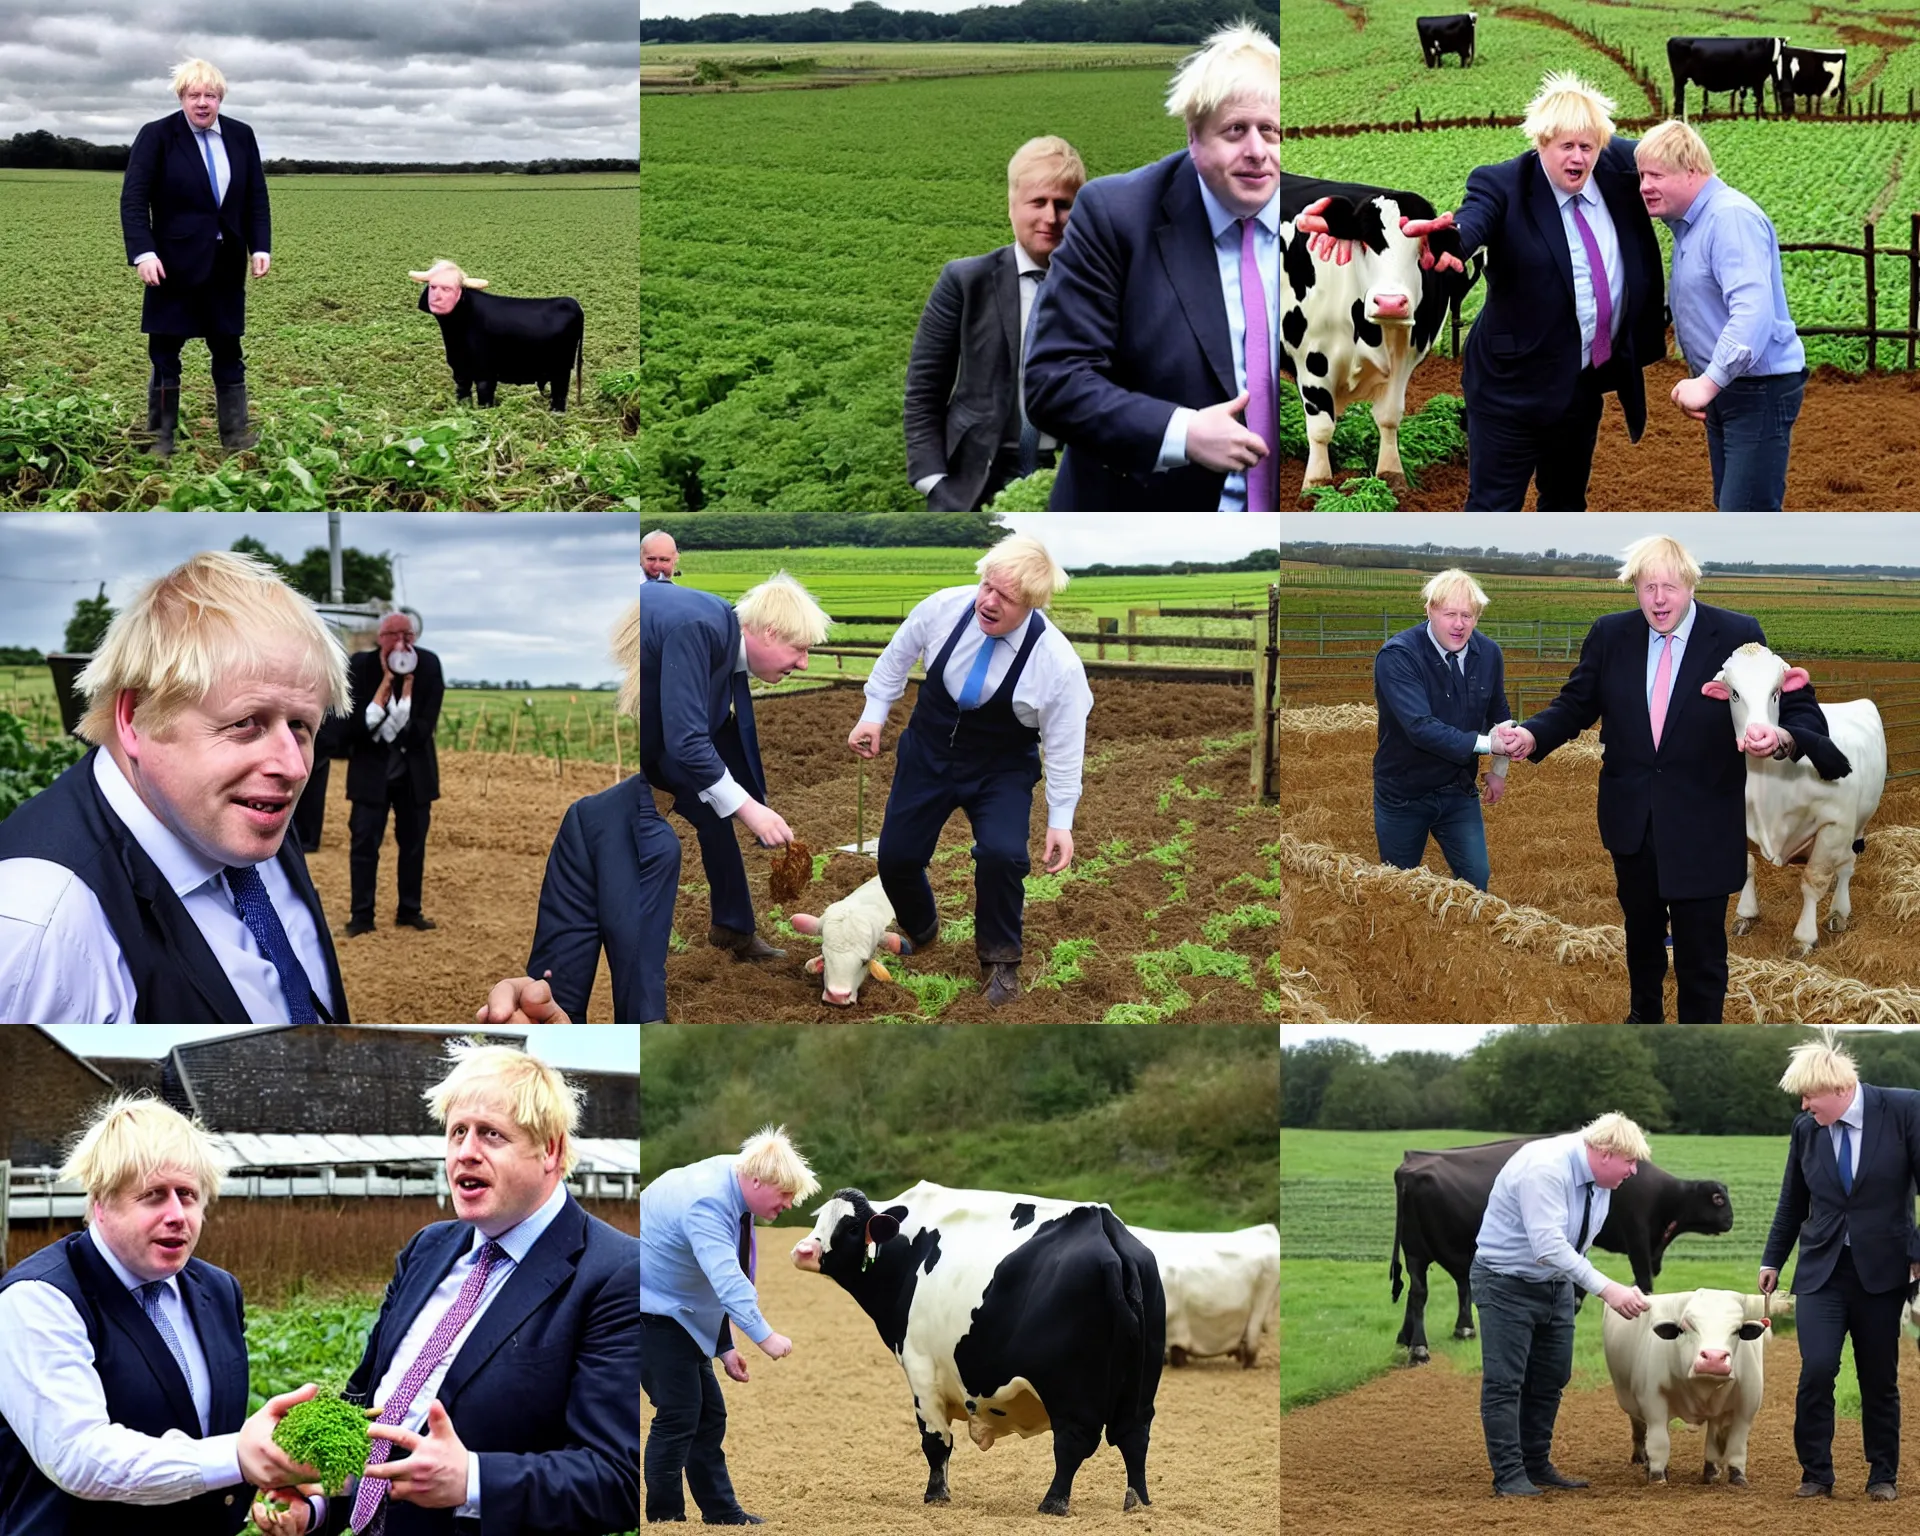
(0, 750), (337, 1024)
(1014, 242), (1058, 456)
(0, 1228), (244, 1503)
(1553, 179), (1626, 372)
(860, 585), (1095, 829)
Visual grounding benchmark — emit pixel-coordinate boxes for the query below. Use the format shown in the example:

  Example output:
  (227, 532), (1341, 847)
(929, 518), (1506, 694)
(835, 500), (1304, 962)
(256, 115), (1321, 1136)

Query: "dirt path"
(1501, 7), (1664, 111)
(644, 1236), (1279, 1531)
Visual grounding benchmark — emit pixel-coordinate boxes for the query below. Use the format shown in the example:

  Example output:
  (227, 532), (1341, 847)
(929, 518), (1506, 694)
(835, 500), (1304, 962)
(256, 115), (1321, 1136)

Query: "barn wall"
(0, 1030), (114, 1167)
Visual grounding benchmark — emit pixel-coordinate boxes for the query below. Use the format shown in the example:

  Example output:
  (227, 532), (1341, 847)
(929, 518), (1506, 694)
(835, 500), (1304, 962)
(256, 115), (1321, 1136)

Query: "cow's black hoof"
(1038, 1496), (1071, 1517)
(1729, 1468), (1748, 1487)
(1409, 1347), (1431, 1364)
(1169, 1346), (1189, 1368)
(1455, 1327), (1476, 1340)
(1649, 1469), (1667, 1484)
(1703, 1460), (1720, 1484)
(923, 1492), (950, 1505)
(1123, 1487), (1149, 1512)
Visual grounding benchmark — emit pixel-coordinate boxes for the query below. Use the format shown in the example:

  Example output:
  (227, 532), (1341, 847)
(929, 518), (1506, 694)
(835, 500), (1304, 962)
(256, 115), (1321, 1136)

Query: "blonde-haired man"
(642, 1125), (821, 1525)
(1471, 1112), (1653, 1498)
(1371, 568), (1513, 891)
(272, 1042), (638, 1536)
(0, 551), (352, 1024)
(1760, 1033), (1920, 1500)
(848, 534), (1093, 1006)
(639, 571), (830, 998)
(120, 58), (273, 457)
(1495, 535), (1845, 1022)
(1635, 119), (1807, 510)
(0, 1096), (324, 1529)
(1026, 21), (1277, 510)
(905, 135), (1088, 510)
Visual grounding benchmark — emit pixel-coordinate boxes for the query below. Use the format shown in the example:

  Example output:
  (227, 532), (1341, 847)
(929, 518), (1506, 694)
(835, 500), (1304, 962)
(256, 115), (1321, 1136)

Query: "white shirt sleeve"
(0, 858), (140, 1023)
(0, 1281), (244, 1502)
(1156, 407), (1194, 471)
(697, 771), (750, 819)
(1026, 654), (1094, 830)
(860, 594), (946, 727)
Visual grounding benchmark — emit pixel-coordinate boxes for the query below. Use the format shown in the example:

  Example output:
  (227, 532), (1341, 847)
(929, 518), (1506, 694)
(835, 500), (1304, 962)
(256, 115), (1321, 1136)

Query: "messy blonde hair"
(1780, 1030), (1860, 1098)
(425, 1040), (583, 1177)
(171, 59), (227, 99)
(735, 572), (834, 647)
(63, 1095), (225, 1214)
(1581, 1111), (1651, 1163)
(1165, 20), (1277, 128)
(614, 600), (640, 719)
(1617, 534), (1703, 591)
(1421, 568), (1490, 615)
(75, 551), (352, 746)
(734, 1124), (821, 1201)
(1635, 119), (1715, 177)
(1523, 70), (1616, 152)
(977, 534), (1070, 610)
(1007, 136), (1088, 201)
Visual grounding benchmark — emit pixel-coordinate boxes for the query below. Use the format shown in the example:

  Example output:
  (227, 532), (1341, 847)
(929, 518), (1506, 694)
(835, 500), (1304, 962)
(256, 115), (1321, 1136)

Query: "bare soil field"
(643, 1232), (1279, 1531)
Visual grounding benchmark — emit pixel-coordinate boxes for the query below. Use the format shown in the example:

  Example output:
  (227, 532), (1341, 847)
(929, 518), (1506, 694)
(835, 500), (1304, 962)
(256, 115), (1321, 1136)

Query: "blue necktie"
(225, 864), (319, 1023)
(1839, 1121), (1854, 1195)
(198, 128), (221, 206)
(138, 1280), (195, 1394)
(955, 636), (998, 711)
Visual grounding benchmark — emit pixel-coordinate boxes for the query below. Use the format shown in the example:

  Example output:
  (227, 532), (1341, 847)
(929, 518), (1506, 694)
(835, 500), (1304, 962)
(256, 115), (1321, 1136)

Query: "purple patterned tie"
(349, 1240), (505, 1534)
(1241, 217), (1276, 514)
(1569, 197), (1614, 369)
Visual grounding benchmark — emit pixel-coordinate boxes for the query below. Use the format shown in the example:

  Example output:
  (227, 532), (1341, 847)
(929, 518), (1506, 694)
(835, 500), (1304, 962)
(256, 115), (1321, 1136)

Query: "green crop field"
(0, 171), (641, 509)
(1278, 1128), (1889, 1416)
(640, 40), (1189, 87)
(638, 65), (1188, 511)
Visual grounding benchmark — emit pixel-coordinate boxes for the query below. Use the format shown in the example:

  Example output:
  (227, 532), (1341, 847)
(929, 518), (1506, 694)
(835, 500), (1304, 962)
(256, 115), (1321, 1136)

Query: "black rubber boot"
(146, 379), (180, 458)
(215, 382), (258, 453)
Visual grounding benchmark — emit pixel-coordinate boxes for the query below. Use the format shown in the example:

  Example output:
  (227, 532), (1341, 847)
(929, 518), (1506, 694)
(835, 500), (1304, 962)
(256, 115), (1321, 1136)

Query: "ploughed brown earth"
(658, 678), (1280, 1024)
(642, 1234), (1279, 1532)
(303, 750), (619, 1023)
(1285, 355), (1920, 511)
(1281, 1331), (1920, 1534)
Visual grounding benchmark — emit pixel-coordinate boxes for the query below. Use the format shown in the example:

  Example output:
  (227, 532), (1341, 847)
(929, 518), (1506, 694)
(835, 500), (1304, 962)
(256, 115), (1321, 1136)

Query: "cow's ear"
(1651, 1321), (1683, 1339)
(868, 958), (892, 983)
(1700, 678), (1731, 700)
(790, 912), (821, 935)
(1737, 1322), (1766, 1340)
(866, 1213), (901, 1245)
(805, 956), (824, 975)
(1783, 666), (1812, 692)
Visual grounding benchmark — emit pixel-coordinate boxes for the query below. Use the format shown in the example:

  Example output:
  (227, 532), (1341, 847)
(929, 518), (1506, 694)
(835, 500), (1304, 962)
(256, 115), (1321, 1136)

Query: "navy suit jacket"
(1024, 151), (1237, 511)
(904, 244), (1024, 511)
(325, 1194), (640, 1536)
(345, 646), (445, 807)
(1452, 139), (1667, 442)
(1762, 1085), (1920, 1295)
(119, 111), (270, 337)
(639, 582), (766, 805)
(1372, 625), (1511, 796)
(1518, 602), (1841, 900)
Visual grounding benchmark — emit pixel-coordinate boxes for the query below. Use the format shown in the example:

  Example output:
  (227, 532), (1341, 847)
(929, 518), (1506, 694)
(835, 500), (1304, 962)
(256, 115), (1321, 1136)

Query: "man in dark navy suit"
(1761, 1034), (1920, 1501)
(120, 58), (272, 458)
(1025, 23), (1277, 511)
(343, 612), (445, 938)
(1497, 536), (1847, 1023)
(0, 1097), (323, 1533)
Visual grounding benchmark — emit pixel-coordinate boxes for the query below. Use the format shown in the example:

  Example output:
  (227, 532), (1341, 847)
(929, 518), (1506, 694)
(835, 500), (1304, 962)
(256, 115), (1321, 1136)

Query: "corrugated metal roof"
(203, 1133), (636, 1173)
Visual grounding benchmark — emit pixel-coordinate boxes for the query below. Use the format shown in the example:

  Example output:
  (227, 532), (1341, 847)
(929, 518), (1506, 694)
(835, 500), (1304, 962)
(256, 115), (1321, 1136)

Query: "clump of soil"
(769, 838), (814, 905)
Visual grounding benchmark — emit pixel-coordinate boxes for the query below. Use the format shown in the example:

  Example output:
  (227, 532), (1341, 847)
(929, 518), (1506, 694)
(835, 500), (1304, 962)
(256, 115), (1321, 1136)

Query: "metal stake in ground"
(837, 754), (880, 856)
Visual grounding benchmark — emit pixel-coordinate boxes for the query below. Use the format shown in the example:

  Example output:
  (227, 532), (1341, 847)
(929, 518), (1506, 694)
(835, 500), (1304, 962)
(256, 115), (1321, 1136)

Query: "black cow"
(1417, 12), (1477, 68)
(1779, 46), (1847, 115)
(1388, 1136), (1734, 1363)
(416, 286), (585, 412)
(1667, 36), (1788, 118)
(791, 1182), (1163, 1516)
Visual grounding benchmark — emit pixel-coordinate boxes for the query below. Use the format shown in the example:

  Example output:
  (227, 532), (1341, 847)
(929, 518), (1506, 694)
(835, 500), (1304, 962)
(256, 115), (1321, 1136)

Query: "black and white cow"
(1667, 36), (1788, 119)
(409, 260), (585, 411)
(1416, 12), (1477, 68)
(791, 1182), (1164, 1516)
(1779, 45), (1847, 115)
(1279, 172), (1475, 500)
(1389, 1136), (1735, 1363)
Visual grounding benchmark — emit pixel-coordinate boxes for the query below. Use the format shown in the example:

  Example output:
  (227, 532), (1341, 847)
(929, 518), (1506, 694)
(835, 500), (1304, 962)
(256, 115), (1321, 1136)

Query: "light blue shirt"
(640, 1154), (771, 1356)
(194, 122), (230, 206)
(1474, 1133), (1615, 1294)
(90, 1227), (214, 1436)
(1553, 179), (1625, 371)
(1661, 175), (1806, 387)
(1830, 1084), (1864, 1245)
(1156, 179), (1278, 510)
(1646, 600), (1697, 708)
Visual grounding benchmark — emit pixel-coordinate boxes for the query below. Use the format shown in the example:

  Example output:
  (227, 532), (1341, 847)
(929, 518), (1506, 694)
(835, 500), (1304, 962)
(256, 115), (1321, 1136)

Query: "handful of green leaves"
(270, 1389), (374, 1498)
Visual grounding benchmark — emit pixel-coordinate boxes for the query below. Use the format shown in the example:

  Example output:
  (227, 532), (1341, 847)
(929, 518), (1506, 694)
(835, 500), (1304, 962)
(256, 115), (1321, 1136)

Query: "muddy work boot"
(709, 925), (785, 962)
(146, 379), (180, 458)
(214, 381), (259, 453)
(981, 961), (1021, 1008)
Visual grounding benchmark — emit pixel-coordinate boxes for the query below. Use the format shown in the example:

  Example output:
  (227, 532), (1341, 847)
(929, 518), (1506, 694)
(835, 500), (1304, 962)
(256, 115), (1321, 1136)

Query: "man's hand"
(136, 255), (166, 286)
(1043, 828), (1074, 874)
(1293, 197), (1353, 265)
(1400, 210), (1461, 271)
(719, 1348), (751, 1383)
(1672, 374), (1718, 421)
(1481, 774), (1506, 807)
(251, 1484), (320, 1536)
(1758, 1266), (1780, 1295)
(1601, 1282), (1651, 1319)
(364, 1400), (469, 1509)
(1493, 723), (1535, 761)
(237, 1383), (322, 1489)
(847, 721), (883, 759)
(737, 798), (793, 848)
(1187, 391), (1270, 474)
(475, 974), (572, 1024)
(252, 252), (271, 279)
(757, 1331), (793, 1359)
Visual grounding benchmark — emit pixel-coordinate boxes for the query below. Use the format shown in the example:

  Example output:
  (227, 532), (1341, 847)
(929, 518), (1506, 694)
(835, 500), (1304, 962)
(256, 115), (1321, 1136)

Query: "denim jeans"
(1705, 368), (1805, 511)
(642, 1313), (744, 1522)
(1470, 1261), (1576, 1491)
(1374, 783), (1490, 890)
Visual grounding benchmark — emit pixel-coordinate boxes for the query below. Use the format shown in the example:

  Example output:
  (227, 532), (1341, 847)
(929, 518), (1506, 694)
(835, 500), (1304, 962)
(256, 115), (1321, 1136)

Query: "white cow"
(1701, 643), (1887, 955)
(1131, 1224), (1278, 1367)
(790, 874), (911, 1006)
(1602, 1288), (1773, 1485)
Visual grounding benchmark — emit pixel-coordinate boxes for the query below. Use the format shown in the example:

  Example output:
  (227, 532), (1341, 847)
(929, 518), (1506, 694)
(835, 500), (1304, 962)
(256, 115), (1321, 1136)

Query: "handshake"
(1489, 720), (1536, 762)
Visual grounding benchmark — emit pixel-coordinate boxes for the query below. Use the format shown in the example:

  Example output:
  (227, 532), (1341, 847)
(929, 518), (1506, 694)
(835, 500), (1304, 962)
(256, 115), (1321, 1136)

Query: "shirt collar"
(89, 1224), (175, 1299)
(1553, 177), (1601, 214)
(1839, 1084), (1866, 1131)
(1013, 243), (1047, 277)
(93, 748), (232, 900)
(190, 117), (223, 138)
(470, 1178), (568, 1266)
(1669, 174), (1724, 232)
(1651, 599), (1697, 646)
(1197, 173), (1279, 244)
(1425, 622), (1467, 660)
(1567, 1138), (1596, 1191)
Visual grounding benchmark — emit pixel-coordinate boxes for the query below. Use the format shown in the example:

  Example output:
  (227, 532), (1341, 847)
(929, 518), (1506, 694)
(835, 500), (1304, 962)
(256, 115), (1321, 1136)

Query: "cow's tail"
(1099, 1208), (1162, 1445)
(1390, 1175), (1406, 1304)
(575, 312), (585, 401)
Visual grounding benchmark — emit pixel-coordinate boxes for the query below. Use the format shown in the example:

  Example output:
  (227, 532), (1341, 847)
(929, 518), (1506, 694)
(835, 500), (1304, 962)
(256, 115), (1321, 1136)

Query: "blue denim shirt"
(641, 1154), (770, 1356)
(1663, 176), (1806, 386)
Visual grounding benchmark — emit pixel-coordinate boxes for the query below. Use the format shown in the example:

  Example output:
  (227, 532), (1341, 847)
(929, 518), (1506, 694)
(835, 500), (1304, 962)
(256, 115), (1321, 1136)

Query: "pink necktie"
(1649, 634), (1674, 749)
(350, 1240), (505, 1534)
(1569, 198), (1613, 369)
(1241, 217), (1276, 514)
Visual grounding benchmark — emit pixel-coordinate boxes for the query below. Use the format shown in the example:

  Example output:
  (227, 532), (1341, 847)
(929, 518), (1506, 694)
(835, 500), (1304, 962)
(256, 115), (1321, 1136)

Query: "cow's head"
(792, 880), (907, 1006)
(791, 1187), (910, 1289)
(409, 260), (489, 317)
(1645, 1289), (1771, 1384)
(1701, 641), (1810, 743)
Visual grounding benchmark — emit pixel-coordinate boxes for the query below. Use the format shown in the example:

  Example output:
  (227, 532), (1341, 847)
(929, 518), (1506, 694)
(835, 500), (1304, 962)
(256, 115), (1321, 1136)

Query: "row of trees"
(1285, 1028), (1920, 1136)
(1283, 539), (1920, 582)
(1073, 550), (1278, 577)
(0, 131), (631, 175)
(642, 512), (1001, 547)
(643, 0), (1272, 45)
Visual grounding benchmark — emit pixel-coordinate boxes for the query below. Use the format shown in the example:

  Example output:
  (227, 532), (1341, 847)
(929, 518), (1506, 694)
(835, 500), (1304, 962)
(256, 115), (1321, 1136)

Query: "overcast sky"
(643, 0), (981, 22)
(998, 514), (1276, 567)
(47, 1023), (639, 1073)
(1281, 1025), (1920, 1058)
(1289, 514), (1920, 568)
(5, 2), (637, 161)
(0, 513), (637, 687)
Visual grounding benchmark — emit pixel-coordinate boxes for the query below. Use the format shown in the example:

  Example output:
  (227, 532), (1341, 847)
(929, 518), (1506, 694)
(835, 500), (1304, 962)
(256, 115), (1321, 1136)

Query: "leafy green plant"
(1305, 476), (1398, 512)
(0, 709), (86, 822)
(1201, 903), (1283, 945)
(1030, 937), (1096, 991)
(893, 970), (975, 1017)
(271, 1389), (373, 1498)
(983, 469), (1055, 511)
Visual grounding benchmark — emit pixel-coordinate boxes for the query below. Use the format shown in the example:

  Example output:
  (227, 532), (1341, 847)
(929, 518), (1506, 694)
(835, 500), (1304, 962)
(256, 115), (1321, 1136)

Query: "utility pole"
(328, 511), (344, 603)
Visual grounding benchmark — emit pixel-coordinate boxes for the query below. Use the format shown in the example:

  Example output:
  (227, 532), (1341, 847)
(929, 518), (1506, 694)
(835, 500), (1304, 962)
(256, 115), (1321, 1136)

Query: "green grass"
(1030, 936), (1097, 991)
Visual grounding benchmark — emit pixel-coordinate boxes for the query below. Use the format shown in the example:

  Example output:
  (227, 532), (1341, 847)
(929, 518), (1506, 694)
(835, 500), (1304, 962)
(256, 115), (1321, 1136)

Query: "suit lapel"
(374, 1225), (472, 1387)
(438, 1199), (585, 1404)
(117, 832), (251, 1023)
(275, 839), (347, 1022)
(1524, 154), (1579, 310)
(73, 1236), (204, 1430)
(1854, 1086), (1882, 1197)
(995, 245), (1022, 384)
(178, 1263), (242, 1432)
(1154, 155), (1237, 398)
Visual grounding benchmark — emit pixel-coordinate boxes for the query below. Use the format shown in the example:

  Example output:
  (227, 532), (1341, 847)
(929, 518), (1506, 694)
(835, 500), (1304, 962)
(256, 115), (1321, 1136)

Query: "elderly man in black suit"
(904, 136), (1086, 511)
(1495, 535), (1848, 1023)
(120, 58), (272, 459)
(344, 612), (444, 938)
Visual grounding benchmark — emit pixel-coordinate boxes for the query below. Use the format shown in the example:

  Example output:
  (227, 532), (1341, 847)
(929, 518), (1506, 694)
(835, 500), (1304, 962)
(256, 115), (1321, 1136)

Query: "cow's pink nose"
(823, 990), (851, 1006)
(1373, 293), (1411, 318)
(1697, 1350), (1731, 1372)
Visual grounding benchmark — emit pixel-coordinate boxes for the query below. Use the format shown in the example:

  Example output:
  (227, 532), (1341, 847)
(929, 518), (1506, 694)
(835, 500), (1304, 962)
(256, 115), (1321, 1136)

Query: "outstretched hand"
(1492, 723), (1536, 761)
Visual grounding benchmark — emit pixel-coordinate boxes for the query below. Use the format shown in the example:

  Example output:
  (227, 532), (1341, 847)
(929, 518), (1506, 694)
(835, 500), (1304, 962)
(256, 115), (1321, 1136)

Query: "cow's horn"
(464, 277), (490, 289)
(407, 270), (432, 281)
